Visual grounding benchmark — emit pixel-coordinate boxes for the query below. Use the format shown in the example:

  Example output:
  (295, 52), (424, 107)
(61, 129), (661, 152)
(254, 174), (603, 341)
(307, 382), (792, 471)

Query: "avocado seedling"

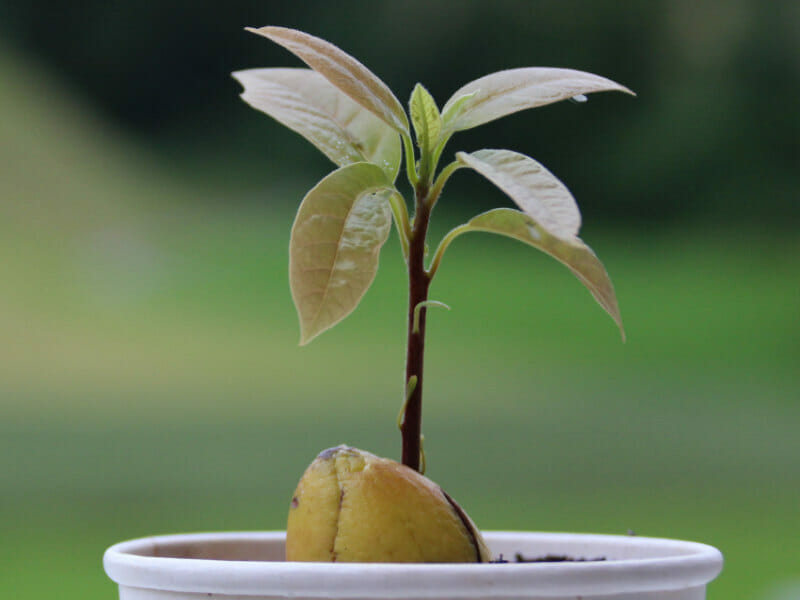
(233, 26), (631, 563)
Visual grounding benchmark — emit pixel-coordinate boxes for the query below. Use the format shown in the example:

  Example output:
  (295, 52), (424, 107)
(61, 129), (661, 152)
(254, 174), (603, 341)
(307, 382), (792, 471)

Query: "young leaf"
(409, 83), (442, 154)
(463, 208), (623, 337)
(290, 163), (395, 344)
(441, 67), (633, 134)
(440, 90), (478, 130)
(246, 26), (409, 135)
(233, 68), (401, 181)
(456, 149), (581, 241)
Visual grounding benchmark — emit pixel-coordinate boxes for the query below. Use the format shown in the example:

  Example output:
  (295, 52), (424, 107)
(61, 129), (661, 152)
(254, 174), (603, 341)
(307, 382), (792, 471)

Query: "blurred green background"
(1, 1), (797, 599)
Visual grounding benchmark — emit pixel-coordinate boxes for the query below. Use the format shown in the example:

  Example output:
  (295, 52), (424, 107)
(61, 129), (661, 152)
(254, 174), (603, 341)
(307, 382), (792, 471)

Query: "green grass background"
(1, 49), (798, 600)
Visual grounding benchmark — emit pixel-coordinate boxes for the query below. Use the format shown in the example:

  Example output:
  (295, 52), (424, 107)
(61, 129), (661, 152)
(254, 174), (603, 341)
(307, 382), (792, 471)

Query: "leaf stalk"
(387, 190), (411, 260)
(402, 133), (419, 187)
(429, 160), (463, 210)
(427, 223), (471, 279)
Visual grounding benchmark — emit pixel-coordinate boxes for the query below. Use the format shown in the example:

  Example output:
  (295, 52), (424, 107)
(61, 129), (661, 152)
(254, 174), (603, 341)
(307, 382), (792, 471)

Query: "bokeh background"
(1, 1), (798, 598)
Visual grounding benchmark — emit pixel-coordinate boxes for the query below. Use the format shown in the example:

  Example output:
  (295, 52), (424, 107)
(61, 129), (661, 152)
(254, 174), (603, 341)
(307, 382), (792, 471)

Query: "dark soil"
(492, 553), (607, 563)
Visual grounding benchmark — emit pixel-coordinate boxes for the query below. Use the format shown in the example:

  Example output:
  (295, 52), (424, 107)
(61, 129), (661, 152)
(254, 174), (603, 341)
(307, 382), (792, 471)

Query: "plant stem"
(401, 183), (432, 471)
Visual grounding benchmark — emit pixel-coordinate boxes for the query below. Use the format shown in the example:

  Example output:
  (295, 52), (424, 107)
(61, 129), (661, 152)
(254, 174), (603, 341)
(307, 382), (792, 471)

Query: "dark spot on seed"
(318, 447), (339, 459)
(318, 444), (351, 460)
(440, 488), (484, 562)
(291, 496), (299, 509)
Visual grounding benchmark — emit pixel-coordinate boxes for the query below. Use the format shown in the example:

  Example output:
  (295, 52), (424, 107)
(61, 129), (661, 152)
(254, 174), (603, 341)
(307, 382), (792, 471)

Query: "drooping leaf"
(232, 68), (401, 181)
(246, 26), (409, 134)
(463, 208), (623, 337)
(409, 83), (441, 154)
(290, 163), (395, 344)
(441, 67), (633, 134)
(456, 149), (581, 241)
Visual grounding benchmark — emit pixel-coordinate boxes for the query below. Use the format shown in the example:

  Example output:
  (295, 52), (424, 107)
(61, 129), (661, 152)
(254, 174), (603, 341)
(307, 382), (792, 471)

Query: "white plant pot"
(104, 531), (722, 600)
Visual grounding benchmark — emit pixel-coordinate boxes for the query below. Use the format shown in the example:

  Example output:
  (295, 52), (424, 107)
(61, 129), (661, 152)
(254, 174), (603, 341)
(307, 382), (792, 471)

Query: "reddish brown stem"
(400, 185), (432, 471)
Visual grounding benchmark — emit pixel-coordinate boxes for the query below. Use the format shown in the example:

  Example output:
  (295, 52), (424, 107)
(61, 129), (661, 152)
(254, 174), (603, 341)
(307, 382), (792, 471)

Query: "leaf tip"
(244, 25), (288, 41)
(607, 305), (626, 342)
(601, 290), (625, 342)
(298, 327), (316, 347)
(230, 70), (246, 90)
(616, 82), (637, 97)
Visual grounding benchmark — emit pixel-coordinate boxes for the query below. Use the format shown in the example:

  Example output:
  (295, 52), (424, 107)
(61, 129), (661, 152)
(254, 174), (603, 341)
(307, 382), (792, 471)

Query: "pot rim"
(104, 530), (723, 598)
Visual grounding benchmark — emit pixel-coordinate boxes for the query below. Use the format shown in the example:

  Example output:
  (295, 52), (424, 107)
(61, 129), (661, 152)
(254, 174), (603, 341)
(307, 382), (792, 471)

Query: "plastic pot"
(104, 530), (722, 599)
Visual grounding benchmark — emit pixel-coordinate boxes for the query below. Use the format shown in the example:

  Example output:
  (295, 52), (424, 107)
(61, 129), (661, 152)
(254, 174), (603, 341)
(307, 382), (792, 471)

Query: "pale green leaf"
(456, 149), (581, 241)
(409, 83), (441, 153)
(290, 163), (394, 344)
(232, 68), (401, 181)
(466, 208), (623, 337)
(441, 67), (634, 134)
(246, 26), (409, 134)
(440, 90), (478, 129)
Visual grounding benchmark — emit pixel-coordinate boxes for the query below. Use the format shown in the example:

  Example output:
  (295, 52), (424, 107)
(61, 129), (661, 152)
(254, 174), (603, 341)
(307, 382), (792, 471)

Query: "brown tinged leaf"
(290, 163), (395, 345)
(232, 68), (401, 181)
(465, 208), (624, 339)
(441, 67), (634, 135)
(457, 149), (581, 241)
(246, 26), (409, 135)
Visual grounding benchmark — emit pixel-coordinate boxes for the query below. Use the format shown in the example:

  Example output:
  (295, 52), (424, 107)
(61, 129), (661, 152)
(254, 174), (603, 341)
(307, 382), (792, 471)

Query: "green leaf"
(465, 208), (623, 337)
(246, 26), (409, 135)
(456, 149), (581, 241)
(290, 163), (395, 344)
(409, 83), (441, 154)
(441, 67), (634, 134)
(232, 68), (401, 181)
